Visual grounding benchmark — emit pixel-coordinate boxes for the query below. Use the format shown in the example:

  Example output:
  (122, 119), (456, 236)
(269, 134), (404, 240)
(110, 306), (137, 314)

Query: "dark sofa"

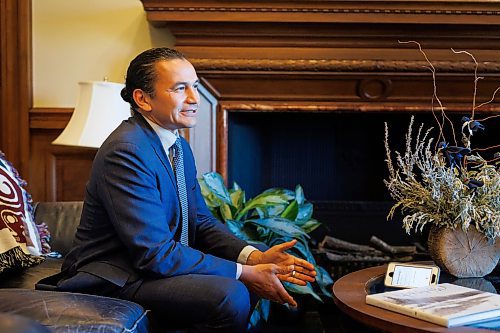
(0, 201), (150, 333)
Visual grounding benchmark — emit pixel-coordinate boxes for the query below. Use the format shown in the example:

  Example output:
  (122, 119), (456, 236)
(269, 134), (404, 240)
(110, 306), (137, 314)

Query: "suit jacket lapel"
(133, 113), (177, 188)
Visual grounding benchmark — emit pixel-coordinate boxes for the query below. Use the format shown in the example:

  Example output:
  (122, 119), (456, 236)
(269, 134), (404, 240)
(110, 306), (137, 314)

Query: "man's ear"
(132, 89), (152, 112)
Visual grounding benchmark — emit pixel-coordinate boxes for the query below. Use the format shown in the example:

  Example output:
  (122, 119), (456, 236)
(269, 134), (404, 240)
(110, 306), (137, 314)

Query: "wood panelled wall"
(2, 1), (500, 202)
(28, 108), (95, 201)
(0, 0), (31, 178)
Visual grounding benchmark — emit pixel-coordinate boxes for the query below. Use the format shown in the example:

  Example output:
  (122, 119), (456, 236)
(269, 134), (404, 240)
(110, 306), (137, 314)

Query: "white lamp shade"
(52, 81), (130, 148)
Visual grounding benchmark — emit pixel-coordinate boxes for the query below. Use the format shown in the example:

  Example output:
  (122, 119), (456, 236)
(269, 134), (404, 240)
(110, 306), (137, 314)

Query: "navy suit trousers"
(114, 275), (254, 333)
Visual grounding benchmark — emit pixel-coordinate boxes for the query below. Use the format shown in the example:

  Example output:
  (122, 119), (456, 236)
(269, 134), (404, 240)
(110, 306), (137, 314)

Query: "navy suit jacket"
(59, 113), (248, 289)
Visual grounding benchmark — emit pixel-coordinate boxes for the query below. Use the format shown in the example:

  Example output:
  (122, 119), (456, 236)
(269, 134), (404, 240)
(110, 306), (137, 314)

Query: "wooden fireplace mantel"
(141, 0), (500, 181)
(140, 0), (500, 86)
(141, 1), (500, 25)
(140, 1), (500, 61)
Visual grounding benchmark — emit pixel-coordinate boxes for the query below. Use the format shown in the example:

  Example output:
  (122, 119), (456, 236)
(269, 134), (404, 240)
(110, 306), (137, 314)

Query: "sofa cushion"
(0, 152), (44, 273)
(0, 289), (149, 333)
(33, 202), (83, 256)
(0, 312), (52, 333)
(0, 257), (62, 289)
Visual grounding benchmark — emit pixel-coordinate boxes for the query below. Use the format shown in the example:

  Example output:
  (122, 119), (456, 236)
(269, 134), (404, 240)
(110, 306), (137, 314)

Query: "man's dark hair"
(121, 47), (186, 110)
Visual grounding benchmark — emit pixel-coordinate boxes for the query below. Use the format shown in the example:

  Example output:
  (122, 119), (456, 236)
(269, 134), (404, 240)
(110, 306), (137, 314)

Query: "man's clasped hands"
(240, 239), (317, 307)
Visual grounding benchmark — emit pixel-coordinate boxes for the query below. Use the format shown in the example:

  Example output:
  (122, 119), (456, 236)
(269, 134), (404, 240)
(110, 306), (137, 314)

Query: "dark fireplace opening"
(227, 111), (497, 245)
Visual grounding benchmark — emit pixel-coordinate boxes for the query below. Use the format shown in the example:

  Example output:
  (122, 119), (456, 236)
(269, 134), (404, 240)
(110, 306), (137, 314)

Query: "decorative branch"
(398, 40), (457, 146)
(451, 48), (483, 120)
(475, 87), (500, 111)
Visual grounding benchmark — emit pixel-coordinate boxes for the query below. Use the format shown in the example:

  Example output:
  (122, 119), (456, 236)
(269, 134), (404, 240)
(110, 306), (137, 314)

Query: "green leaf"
(315, 266), (334, 298)
(257, 226), (273, 241)
(198, 178), (210, 196)
(225, 219), (259, 241)
(268, 236), (314, 263)
(283, 282), (322, 302)
(246, 239), (268, 249)
(295, 185), (305, 205)
(256, 205), (287, 218)
(249, 194), (290, 206)
(236, 195), (289, 220)
(267, 236), (294, 248)
(220, 203), (233, 220)
(232, 181), (242, 192)
(255, 207), (266, 219)
(229, 189), (245, 211)
(301, 219), (321, 234)
(198, 178), (222, 208)
(289, 238), (316, 264)
(247, 299), (270, 331)
(225, 219), (244, 237)
(296, 202), (313, 223)
(245, 217), (310, 239)
(281, 200), (299, 220)
(202, 172), (232, 204)
(261, 187), (295, 201)
(260, 299), (270, 321)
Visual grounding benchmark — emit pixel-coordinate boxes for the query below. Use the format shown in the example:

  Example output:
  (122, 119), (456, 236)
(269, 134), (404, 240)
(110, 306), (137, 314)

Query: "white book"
(366, 283), (500, 327)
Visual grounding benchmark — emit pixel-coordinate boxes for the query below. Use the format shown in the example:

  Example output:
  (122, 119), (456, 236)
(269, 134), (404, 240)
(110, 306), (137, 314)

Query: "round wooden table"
(332, 264), (496, 333)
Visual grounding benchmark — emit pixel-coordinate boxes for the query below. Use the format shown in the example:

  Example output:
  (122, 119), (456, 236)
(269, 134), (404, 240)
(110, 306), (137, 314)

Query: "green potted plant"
(198, 172), (333, 328)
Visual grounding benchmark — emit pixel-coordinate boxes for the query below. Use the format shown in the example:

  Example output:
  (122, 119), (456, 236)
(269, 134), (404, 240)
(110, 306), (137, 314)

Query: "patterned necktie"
(171, 138), (189, 246)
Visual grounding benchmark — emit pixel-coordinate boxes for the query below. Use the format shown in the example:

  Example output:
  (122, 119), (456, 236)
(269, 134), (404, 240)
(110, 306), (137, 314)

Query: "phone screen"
(392, 265), (433, 287)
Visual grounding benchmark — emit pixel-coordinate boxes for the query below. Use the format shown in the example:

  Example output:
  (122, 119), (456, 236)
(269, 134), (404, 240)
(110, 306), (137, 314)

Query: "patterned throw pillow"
(0, 151), (43, 273)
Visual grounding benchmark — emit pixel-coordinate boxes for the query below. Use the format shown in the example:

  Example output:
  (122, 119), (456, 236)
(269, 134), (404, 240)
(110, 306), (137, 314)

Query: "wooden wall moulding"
(198, 72), (500, 105)
(191, 59), (500, 73)
(29, 128), (95, 202)
(49, 146), (95, 202)
(141, 1), (500, 25)
(141, 1), (500, 63)
(29, 107), (73, 130)
(28, 107), (95, 202)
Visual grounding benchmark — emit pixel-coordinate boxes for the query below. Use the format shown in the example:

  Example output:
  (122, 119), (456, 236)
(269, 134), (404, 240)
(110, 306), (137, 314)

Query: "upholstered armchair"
(0, 201), (150, 333)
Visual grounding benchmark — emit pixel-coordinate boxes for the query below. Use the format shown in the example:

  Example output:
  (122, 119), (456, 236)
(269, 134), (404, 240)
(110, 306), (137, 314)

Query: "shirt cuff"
(237, 245), (259, 264)
(236, 263), (242, 279)
(236, 245), (259, 279)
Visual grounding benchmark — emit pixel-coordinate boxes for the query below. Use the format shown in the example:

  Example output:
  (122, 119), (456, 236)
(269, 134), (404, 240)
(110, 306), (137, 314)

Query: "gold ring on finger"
(292, 270), (296, 277)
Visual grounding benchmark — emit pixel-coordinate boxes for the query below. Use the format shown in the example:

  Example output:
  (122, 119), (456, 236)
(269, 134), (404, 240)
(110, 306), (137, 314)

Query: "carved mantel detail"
(191, 59), (500, 73)
(143, 6), (500, 16)
(141, 1), (500, 25)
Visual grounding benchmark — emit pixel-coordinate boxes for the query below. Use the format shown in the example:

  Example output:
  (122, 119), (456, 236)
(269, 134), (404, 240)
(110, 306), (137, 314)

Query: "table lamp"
(52, 81), (131, 148)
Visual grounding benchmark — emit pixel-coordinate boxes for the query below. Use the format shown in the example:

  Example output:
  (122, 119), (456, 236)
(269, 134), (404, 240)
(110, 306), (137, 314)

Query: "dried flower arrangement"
(383, 41), (499, 277)
(384, 116), (499, 239)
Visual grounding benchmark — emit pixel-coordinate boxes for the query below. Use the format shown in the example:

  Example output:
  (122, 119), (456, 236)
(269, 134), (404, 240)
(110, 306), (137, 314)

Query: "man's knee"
(188, 277), (251, 332)
(129, 275), (252, 332)
(216, 279), (250, 318)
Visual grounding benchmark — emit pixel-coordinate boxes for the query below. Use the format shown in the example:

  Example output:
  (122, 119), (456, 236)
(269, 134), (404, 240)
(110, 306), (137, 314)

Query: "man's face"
(140, 59), (200, 131)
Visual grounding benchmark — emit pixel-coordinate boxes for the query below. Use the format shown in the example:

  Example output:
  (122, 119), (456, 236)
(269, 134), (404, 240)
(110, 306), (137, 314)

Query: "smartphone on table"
(384, 262), (440, 288)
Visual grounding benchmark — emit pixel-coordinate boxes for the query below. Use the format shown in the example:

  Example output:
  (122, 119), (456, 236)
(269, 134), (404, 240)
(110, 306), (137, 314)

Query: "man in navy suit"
(57, 48), (316, 332)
